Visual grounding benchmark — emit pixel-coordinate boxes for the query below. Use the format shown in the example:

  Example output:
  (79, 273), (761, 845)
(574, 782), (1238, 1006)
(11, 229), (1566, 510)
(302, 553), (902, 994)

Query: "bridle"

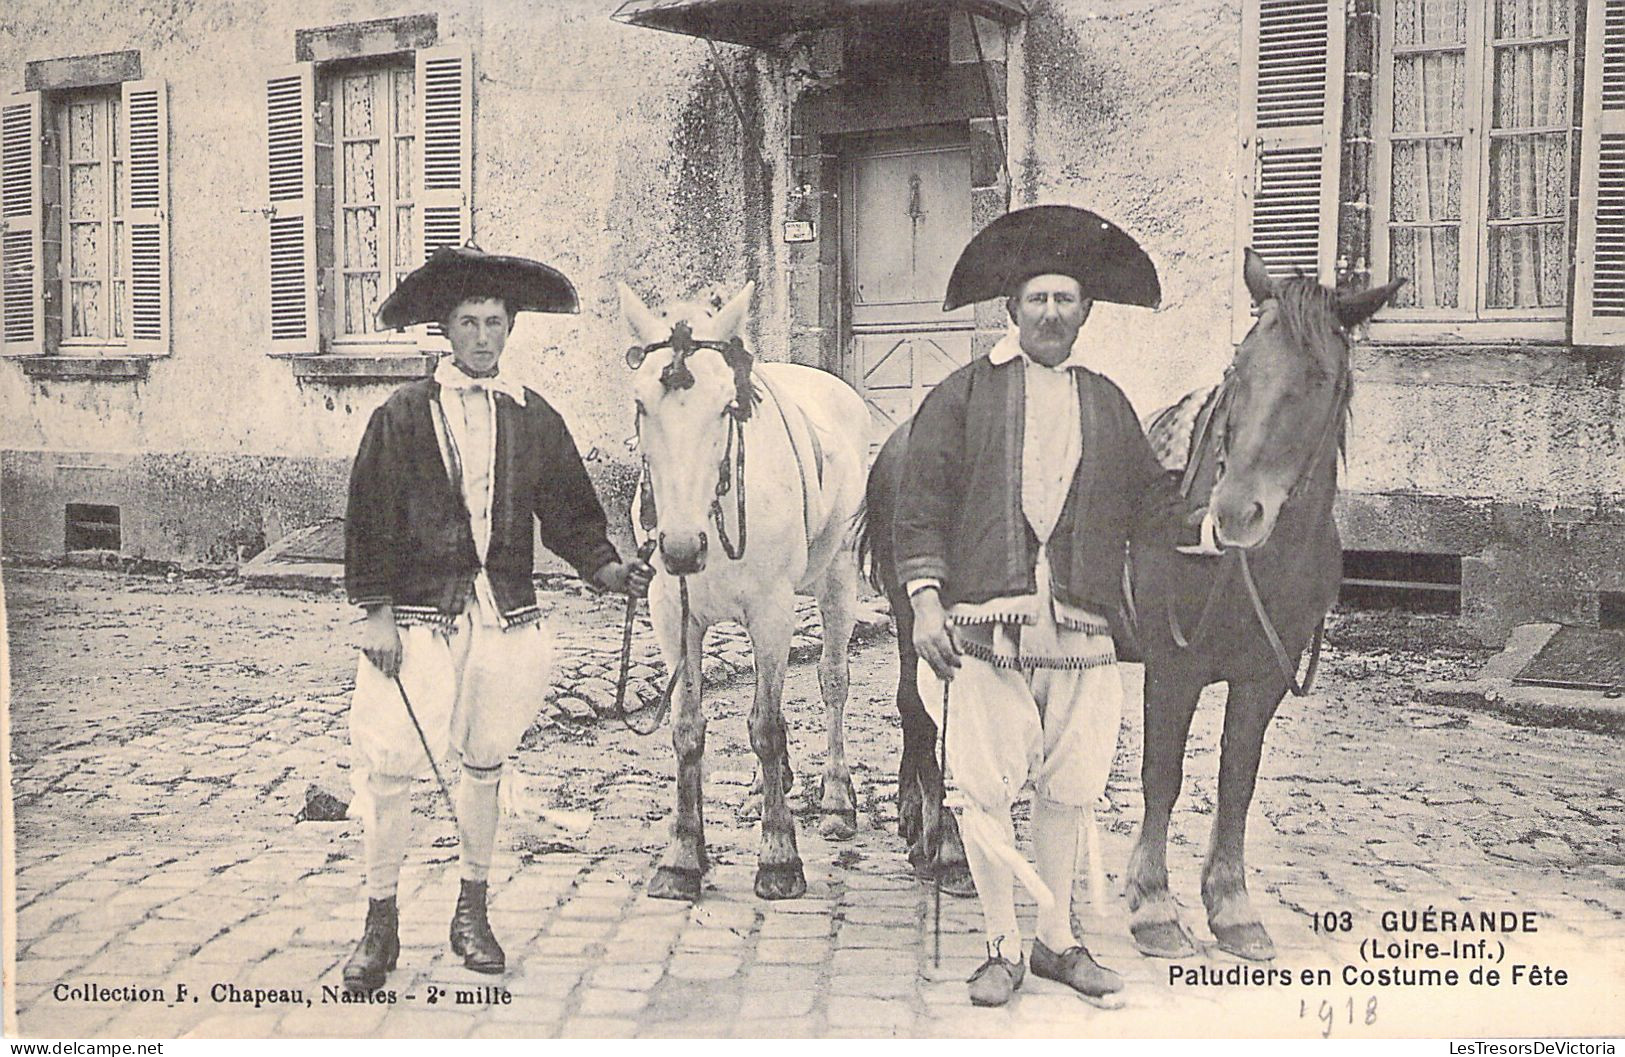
(610, 319), (756, 736)
(1165, 297), (1352, 696)
(627, 319), (755, 562)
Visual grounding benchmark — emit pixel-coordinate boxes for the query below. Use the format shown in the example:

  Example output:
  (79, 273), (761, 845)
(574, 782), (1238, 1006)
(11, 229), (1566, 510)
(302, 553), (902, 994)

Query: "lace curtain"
(1387, 0), (1570, 312)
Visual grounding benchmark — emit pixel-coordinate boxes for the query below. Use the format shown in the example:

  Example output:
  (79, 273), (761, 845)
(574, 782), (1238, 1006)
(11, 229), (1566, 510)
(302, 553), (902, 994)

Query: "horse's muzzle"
(659, 530), (708, 575)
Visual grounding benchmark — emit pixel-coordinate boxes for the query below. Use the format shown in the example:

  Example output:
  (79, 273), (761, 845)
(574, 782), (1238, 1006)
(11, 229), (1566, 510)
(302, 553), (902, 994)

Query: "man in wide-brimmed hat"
(895, 206), (1214, 1007)
(340, 245), (652, 992)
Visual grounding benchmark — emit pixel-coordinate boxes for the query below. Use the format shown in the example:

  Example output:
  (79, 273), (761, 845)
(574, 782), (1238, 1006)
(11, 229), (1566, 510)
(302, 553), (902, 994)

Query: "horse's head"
(621, 281), (757, 576)
(1209, 249), (1404, 550)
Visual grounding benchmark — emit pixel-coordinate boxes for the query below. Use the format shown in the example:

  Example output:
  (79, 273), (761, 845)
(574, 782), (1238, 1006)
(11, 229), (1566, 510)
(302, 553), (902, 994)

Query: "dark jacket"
(893, 354), (1186, 617)
(344, 378), (619, 623)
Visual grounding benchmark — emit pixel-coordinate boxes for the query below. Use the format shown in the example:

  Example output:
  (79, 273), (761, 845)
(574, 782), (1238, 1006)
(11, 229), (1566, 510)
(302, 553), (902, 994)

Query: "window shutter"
(1, 92), (44, 357)
(122, 79), (169, 355)
(1574, 0), (1625, 344)
(266, 65), (318, 354)
(415, 44), (472, 348)
(1233, 0), (1345, 340)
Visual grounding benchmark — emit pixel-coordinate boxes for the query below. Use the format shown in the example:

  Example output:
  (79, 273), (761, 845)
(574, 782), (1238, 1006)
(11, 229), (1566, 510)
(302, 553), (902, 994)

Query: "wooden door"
(842, 128), (974, 446)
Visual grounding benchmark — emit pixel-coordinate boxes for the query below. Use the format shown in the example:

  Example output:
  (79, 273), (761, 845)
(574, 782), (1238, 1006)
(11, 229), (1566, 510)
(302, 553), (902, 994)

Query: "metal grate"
(1340, 550), (1461, 615)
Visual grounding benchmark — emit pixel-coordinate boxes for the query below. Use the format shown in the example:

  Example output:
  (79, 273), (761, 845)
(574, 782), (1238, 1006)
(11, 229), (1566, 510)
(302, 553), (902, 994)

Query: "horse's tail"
(857, 422), (910, 596)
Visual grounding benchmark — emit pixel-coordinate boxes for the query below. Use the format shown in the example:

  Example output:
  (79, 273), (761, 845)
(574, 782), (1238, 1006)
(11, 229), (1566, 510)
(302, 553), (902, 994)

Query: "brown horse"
(1124, 249), (1403, 960)
(858, 427), (975, 897)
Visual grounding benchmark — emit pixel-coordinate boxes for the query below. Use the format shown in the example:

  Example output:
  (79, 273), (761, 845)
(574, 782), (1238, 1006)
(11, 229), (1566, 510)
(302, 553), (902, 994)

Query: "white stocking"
(956, 803), (1023, 959)
(456, 763), (502, 883)
(1034, 798), (1082, 950)
(360, 772), (413, 900)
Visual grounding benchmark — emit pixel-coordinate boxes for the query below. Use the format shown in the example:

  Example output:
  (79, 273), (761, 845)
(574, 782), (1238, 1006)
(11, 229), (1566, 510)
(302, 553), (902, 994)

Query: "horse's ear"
(712, 281), (754, 342)
(618, 283), (668, 347)
(1335, 277), (1407, 329)
(1242, 247), (1277, 307)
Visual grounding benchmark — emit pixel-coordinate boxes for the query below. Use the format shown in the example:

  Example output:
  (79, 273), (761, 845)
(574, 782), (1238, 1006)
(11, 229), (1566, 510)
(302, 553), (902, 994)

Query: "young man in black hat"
(341, 247), (652, 992)
(896, 208), (1213, 1007)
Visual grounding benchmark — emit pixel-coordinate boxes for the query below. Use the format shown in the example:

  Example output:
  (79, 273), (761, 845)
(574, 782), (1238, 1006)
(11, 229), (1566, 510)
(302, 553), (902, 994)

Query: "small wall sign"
(783, 221), (816, 243)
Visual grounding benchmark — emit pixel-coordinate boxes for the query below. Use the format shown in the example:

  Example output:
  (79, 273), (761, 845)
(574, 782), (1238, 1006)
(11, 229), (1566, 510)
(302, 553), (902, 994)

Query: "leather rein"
(1162, 319), (1350, 697)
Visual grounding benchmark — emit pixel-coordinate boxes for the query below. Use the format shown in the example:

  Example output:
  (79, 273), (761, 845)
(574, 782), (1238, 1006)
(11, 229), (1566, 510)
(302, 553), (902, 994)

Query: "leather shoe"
(342, 896), (399, 993)
(1030, 938), (1123, 997)
(966, 953), (1025, 1007)
(449, 878), (505, 973)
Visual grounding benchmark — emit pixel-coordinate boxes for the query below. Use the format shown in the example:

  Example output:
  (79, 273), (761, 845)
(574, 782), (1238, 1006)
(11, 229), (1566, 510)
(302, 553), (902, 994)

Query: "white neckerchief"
(433, 355), (529, 407)
(986, 326), (1090, 370)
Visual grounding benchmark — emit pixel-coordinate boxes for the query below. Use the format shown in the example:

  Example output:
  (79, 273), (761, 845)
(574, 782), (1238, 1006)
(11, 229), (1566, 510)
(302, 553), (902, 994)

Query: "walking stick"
(934, 677), (951, 968)
(393, 673), (457, 815)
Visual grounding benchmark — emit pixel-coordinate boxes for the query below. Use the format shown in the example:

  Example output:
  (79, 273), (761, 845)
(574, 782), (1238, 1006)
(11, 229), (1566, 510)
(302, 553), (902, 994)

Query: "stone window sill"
(13, 354), (155, 380)
(288, 351), (437, 381)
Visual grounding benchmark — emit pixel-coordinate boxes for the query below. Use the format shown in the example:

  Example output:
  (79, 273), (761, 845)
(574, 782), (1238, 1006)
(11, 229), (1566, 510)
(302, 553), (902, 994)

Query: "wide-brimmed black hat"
(943, 205), (1161, 311)
(376, 243), (580, 329)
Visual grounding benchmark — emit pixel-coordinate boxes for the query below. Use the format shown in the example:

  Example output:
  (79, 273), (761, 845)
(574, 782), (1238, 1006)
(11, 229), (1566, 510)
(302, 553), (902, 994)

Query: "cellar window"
(65, 503), (121, 552)
(1340, 550), (1460, 615)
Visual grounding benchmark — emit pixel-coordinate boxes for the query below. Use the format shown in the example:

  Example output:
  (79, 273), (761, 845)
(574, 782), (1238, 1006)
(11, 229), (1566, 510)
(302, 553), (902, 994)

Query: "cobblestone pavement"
(5, 567), (1623, 1039)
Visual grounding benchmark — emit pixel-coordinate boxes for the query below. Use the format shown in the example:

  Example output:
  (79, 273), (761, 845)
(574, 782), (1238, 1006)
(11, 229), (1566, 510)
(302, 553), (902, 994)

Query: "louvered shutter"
(1575, 0), (1625, 344)
(1, 92), (44, 357)
(266, 65), (318, 354)
(416, 45), (472, 347)
(122, 80), (169, 355)
(1233, 0), (1345, 339)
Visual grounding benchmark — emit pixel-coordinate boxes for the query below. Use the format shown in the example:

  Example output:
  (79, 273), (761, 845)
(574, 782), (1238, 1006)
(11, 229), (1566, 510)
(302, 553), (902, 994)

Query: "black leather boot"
(342, 896), (399, 993)
(449, 878), (505, 973)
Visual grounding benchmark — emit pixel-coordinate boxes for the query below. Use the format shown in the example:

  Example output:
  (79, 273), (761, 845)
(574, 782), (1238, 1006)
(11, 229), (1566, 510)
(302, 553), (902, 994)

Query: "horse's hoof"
(1212, 921), (1276, 962)
(1131, 919), (1198, 958)
(647, 865), (703, 902)
(818, 809), (858, 841)
(754, 861), (807, 900)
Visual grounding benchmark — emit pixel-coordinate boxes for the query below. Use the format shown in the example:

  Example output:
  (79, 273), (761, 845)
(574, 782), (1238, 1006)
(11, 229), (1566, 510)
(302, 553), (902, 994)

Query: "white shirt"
(432, 357), (527, 624)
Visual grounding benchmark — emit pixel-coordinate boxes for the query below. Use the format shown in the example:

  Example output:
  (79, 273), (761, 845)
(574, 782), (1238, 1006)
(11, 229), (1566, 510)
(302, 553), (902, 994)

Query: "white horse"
(620, 281), (868, 901)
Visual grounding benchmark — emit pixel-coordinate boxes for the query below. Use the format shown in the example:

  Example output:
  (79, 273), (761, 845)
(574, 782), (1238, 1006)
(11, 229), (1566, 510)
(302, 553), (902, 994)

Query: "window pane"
(69, 164), (102, 220)
(113, 279), (125, 339)
(1486, 223), (1567, 307)
(343, 206), (380, 271)
(70, 223), (102, 278)
(1393, 52), (1465, 134)
(111, 221), (123, 279)
(395, 138), (414, 202)
(345, 274), (380, 334)
(1492, 43), (1569, 128)
(394, 206), (414, 270)
(1488, 132), (1568, 220)
(393, 68), (414, 137)
(1492, 0), (1568, 39)
(109, 97), (120, 157)
(344, 141), (378, 206)
(1395, 0), (1467, 46)
(68, 102), (98, 162)
(1391, 139), (1462, 221)
(70, 281), (103, 337)
(341, 72), (379, 138)
(1390, 226), (1461, 308)
(112, 160), (124, 215)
